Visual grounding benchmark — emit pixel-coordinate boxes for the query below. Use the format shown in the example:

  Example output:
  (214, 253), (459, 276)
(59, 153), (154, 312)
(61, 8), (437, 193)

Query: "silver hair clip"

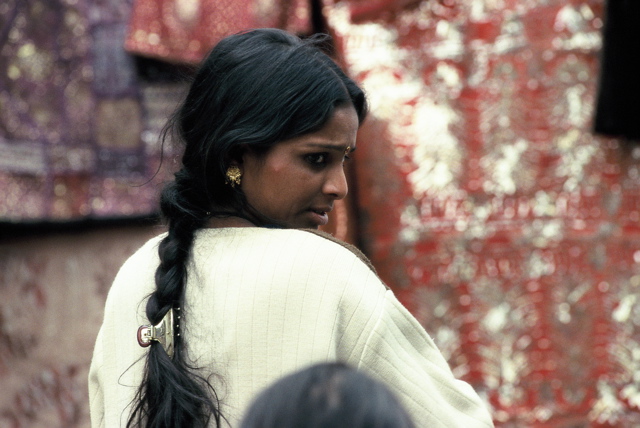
(137, 308), (175, 358)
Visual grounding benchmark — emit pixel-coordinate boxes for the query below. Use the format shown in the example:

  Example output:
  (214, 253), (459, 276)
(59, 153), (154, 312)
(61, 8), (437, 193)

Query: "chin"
(272, 214), (321, 229)
(286, 220), (319, 230)
(291, 223), (319, 230)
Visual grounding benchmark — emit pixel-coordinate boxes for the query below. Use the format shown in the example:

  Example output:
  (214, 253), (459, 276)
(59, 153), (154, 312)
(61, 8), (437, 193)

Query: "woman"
(240, 362), (415, 428)
(89, 29), (494, 428)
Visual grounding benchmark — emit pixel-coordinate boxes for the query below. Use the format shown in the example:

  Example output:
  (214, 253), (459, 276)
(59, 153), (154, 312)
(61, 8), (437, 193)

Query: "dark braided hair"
(127, 29), (367, 428)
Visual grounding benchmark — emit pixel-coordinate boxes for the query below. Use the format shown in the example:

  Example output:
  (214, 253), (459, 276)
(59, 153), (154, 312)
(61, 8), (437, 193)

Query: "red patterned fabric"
(348, 0), (421, 23)
(125, 0), (312, 64)
(324, 0), (640, 426)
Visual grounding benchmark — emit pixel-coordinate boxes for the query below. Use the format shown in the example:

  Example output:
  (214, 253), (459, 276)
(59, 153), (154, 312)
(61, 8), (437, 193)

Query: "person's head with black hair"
(241, 363), (416, 428)
(127, 28), (367, 428)
(162, 27), (367, 229)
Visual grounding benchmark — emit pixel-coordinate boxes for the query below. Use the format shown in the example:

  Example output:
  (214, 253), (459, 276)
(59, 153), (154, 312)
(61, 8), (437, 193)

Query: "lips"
(307, 206), (332, 226)
(310, 206), (332, 216)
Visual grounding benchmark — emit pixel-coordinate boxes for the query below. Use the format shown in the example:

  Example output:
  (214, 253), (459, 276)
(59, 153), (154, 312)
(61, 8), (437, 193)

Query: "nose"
(323, 166), (348, 200)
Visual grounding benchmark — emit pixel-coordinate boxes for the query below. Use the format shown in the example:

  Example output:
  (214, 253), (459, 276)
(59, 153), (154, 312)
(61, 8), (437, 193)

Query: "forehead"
(281, 106), (359, 150)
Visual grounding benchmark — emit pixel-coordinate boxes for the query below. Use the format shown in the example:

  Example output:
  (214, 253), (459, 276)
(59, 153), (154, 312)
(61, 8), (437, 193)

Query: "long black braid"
(128, 171), (222, 428)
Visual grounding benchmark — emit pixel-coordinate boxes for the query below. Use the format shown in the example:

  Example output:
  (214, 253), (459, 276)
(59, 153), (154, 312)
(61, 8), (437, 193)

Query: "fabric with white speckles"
(323, 0), (640, 425)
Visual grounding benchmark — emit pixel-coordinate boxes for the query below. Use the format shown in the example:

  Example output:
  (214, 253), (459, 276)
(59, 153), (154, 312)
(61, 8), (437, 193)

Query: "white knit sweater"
(89, 227), (494, 427)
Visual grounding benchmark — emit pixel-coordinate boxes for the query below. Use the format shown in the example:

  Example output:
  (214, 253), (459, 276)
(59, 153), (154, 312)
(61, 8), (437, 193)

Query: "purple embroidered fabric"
(0, 0), (183, 221)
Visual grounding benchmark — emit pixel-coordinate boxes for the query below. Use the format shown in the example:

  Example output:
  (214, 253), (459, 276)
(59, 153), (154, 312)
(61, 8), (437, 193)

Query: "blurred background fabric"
(3, 0), (640, 427)
(0, 0), (312, 222)
(124, 0), (311, 64)
(0, 0), (174, 221)
(325, 0), (640, 426)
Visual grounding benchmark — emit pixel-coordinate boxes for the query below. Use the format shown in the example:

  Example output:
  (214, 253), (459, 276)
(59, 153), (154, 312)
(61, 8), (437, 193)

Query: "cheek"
(266, 170), (316, 209)
(247, 167), (292, 207)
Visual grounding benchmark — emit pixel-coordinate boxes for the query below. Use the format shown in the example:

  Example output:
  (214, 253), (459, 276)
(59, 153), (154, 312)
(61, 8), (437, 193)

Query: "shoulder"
(298, 229), (378, 275)
(280, 229), (389, 302)
(195, 227), (387, 298)
(279, 228), (375, 266)
(266, 228), (381, 283)
(196, 227), (376, 273)
(118, 233), (165, 271)
(108, 233), (164, 295)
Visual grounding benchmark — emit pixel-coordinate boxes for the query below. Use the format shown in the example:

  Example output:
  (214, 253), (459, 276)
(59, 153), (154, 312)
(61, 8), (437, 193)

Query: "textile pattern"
(324, 0), (640, 426)
(124, 0), (311, 64)
(0, 0), (312, 223)
(0, 0), (184, 222)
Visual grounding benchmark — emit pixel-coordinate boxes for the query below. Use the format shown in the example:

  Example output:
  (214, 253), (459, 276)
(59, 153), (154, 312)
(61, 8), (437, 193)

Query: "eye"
(305, 153), (328, 166)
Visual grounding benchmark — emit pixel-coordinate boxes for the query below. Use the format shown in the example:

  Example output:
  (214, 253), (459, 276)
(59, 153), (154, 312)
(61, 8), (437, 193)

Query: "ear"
(226, 146), (246, 168)
(239, 145), (262, 168)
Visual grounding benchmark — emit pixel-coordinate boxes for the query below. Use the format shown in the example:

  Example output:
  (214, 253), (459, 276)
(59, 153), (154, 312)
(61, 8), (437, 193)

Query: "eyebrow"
(305, 143), (357, 152)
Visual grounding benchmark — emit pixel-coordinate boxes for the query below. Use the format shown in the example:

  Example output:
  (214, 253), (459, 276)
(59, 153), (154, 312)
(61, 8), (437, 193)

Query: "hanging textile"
(0, 0), (313, 223)
(124, 0), (312, 64)
(323, 0), (640, 425)
(347, 0), (421, 23)
(0, 0), (174, 222)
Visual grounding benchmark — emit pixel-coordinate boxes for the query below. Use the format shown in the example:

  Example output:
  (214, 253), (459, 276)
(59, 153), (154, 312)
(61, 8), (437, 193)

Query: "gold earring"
(225, 165), (242, 187)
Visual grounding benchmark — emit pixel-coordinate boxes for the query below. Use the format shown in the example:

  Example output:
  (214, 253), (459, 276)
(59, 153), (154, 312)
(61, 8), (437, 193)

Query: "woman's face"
(239, 105), (359, 229)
